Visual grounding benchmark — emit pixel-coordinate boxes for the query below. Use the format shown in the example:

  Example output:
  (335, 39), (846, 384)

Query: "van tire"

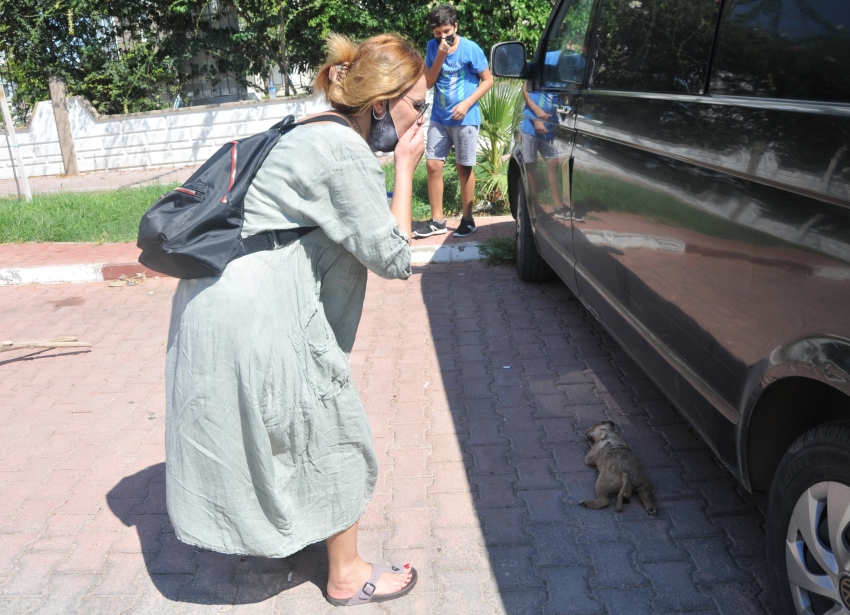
(767, 420), (850, 615)
(515, 189), (554, 282)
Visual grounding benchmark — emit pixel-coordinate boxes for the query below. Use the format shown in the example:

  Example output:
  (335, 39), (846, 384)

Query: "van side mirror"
(491, 42), (529, 79)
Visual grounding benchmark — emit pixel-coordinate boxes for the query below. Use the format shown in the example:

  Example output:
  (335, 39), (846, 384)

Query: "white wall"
(0, 95), (331, 180)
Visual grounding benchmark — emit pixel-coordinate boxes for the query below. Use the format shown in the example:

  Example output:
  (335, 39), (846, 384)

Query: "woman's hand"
(393, 117), (425, 178)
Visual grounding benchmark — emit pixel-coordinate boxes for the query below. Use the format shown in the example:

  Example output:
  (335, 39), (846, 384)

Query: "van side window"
(590, 0), (721, 94)
(710, 0), (850, 102)
(541, 0), (597, 88)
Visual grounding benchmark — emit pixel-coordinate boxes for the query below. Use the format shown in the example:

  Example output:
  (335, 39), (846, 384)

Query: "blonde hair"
(316, 33), (425, 116)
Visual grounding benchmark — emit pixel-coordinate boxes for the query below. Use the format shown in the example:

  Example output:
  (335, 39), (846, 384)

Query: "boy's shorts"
(521, 133), (559, 162)
(426, 123), (479, 167)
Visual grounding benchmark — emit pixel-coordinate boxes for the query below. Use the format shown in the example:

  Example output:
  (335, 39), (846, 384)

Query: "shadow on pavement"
(107, 463), (329, 605)
(420, 262), (770, 614)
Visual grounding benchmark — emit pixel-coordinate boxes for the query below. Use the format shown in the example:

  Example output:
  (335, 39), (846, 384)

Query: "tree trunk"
(279, 5), (295, 97)
(47, 76), (79, 175)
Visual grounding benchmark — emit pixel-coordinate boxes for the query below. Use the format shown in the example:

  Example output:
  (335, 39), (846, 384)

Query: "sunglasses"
(405, 96), (430, 120)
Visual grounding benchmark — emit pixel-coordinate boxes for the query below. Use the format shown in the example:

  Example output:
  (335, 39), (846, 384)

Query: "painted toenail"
(404, 564), (410, 569)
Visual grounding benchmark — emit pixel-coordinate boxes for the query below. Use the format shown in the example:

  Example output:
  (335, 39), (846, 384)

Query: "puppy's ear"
(604, 420), (618, 433)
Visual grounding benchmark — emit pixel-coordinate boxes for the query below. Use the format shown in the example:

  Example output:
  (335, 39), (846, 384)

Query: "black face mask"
(368, 107), (399, 153)
(437, 34), (456, 46)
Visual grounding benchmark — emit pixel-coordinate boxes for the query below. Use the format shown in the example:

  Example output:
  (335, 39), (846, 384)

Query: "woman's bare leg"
(325, 521), (413, 600)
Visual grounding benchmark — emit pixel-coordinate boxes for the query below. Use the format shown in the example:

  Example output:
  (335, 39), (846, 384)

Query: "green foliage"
(474, 79), (523, 208)
(478, 234), (516, 265)
(383, 160), (460, 220)
(1, 0), (555, 121)
(0, 183), (178, 243)
(282, 0), (555, 75)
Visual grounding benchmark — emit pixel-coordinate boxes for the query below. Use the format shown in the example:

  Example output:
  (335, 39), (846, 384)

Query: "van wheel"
(515, 189), (554, 282)
(767, 420), (850, 615)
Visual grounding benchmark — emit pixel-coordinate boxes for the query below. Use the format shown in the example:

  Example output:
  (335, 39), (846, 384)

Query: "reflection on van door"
(521, 0), (596, 275)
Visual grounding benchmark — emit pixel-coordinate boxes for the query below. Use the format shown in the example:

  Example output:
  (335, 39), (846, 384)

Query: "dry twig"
(0, 336), (92, 353)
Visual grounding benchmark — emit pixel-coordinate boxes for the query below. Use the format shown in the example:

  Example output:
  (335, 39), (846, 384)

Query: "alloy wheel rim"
(786, 481), (850, 614)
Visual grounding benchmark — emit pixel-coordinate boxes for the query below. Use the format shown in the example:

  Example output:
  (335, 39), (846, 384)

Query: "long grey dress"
(165, 122), (410, 558)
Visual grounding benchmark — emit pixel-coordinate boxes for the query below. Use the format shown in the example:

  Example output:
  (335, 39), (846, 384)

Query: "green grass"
(478, 235), (516, 266)
(0, 157), (478, 244)
(0, 183), (179, 244)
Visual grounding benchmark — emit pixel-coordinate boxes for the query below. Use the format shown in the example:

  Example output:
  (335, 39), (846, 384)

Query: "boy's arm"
(449, 68), (494, 121)
(523, 81), (551, 120)
(425, 39), (452, 88)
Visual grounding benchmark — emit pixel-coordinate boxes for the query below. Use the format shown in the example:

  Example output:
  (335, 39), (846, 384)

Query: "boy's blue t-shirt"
(520, 51), (568, 141)
(426, 36), (489, 127)
(520, 91), (559, 142)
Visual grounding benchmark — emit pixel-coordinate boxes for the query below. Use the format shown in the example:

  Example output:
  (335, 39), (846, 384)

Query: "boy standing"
(413, 4), (493, 238)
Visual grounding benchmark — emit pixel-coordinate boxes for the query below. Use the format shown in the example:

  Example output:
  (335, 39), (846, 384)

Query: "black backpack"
(137, 113), (350, 279)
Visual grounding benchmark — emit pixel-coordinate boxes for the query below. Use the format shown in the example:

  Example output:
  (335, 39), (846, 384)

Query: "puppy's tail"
(616, 472), (631, 512)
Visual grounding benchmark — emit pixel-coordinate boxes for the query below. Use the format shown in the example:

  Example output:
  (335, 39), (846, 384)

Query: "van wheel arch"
(746, 376), (850, 492)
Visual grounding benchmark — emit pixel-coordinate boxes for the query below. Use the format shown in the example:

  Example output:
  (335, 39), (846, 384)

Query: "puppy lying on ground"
(579, 421), (658, 516)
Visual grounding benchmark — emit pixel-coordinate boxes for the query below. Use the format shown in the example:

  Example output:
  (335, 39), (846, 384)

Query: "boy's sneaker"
(413, 219), (447, 238)
(453, 217), (477, 237)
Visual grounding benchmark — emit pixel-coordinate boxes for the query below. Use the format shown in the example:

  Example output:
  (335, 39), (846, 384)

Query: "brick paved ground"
(0, 262), (772, 614)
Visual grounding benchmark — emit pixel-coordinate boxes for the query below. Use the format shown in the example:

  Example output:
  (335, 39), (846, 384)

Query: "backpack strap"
(242, 227), (317, 255)
(297, 113), (353, 129)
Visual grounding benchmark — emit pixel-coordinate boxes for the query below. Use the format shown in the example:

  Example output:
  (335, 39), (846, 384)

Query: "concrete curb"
(0, 243), (484, 286)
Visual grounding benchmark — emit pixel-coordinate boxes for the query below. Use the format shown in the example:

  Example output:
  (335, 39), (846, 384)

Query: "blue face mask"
(368, 107), (399, 153)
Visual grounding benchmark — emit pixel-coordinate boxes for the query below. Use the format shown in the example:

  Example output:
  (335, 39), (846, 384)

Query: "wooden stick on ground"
(1, 337), (92, 353)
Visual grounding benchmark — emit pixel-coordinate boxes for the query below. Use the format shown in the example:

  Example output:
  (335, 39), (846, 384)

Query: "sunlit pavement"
(0, 263), (770, 614)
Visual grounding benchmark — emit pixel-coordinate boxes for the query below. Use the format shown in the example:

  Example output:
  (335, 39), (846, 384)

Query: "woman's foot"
(326, 558), (413, 601)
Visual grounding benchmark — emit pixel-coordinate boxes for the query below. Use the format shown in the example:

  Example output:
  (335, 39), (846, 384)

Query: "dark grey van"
(491, 1), (850, 612)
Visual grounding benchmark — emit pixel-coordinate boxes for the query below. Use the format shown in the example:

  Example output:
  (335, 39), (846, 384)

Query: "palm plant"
(475, 79), (524, 208)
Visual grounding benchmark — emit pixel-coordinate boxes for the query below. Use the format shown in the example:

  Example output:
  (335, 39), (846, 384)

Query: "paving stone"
(433, 569), (499, 615)
(479, 507), (533, 546)
(532, 396), (572, 419)
(711, 515), (767, 558)
(536, 419), (579, 445)
(465, 420), (508, 446)
(549, 441), (590, 473)
(665, 499), (725, 538)
(535, 567), (604, 615)
(691, 481), (756, 516)
(591, 587), (655, 615)
(671, 449), (733, 481)
(433, 526), (489, 571)
(701, 581), (767, 615)
(645, 466), (698, 500)
(467, 445), (515, 476)
(493, 590), (546, 615)
(619, 520), (689, 563)
(571, 505), (631, 545)
(640, 560), (714, 613)
(487, 546), (544, 592)
(511, 458), (560, 491)
(525, 523), (590, 568)
(468, 475), (524, 509)
(518, 490), (571, 525)
(676, 537), (752, 584)
(505, 430), (550, 459)
(498, 405), (541, 432)
(588, 542), (649, 589)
